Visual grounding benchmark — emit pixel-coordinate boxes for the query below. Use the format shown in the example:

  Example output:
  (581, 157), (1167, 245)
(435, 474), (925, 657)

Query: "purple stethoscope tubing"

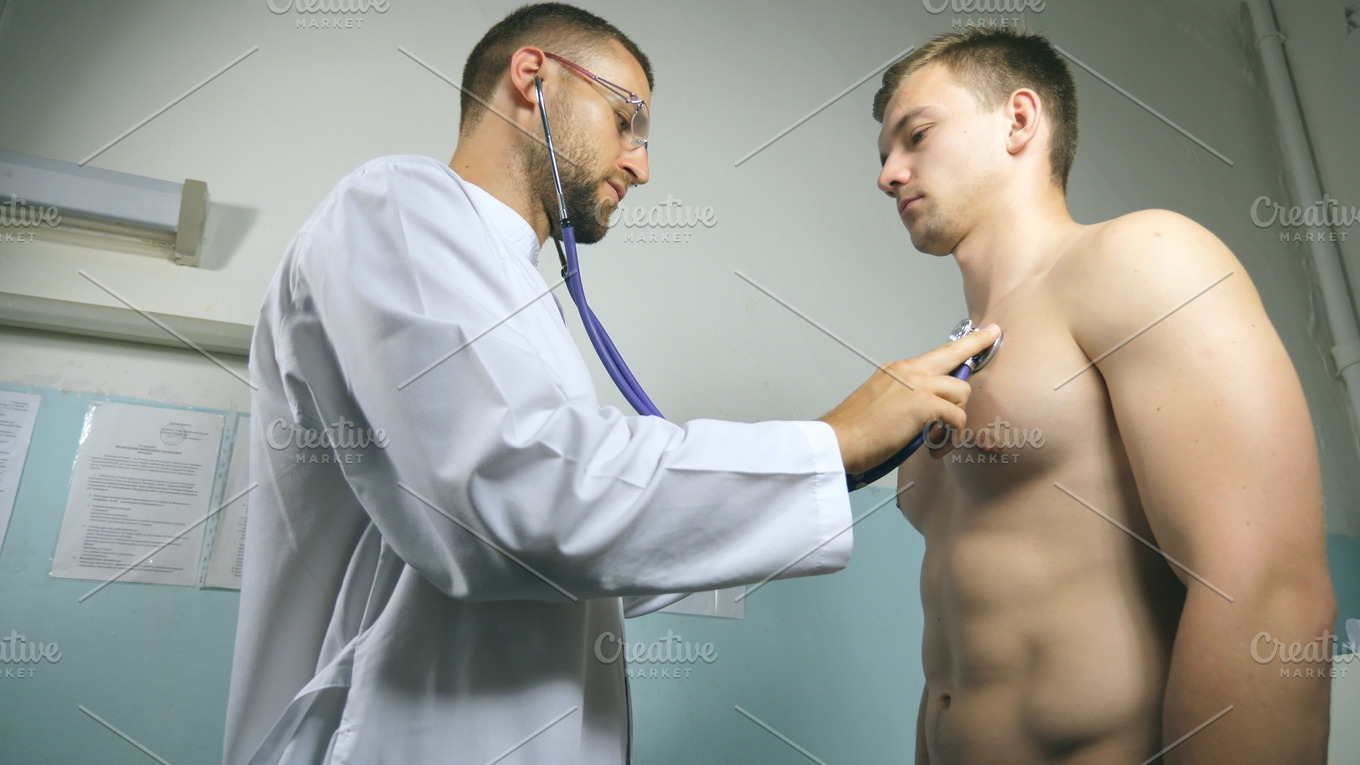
(560, 225), (664, 416)
(536, 76), (663, 418)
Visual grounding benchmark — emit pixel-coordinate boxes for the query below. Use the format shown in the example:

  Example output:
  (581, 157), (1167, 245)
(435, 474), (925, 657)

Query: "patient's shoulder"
(1097, 207), (1222, 247)
(1056, 210), (1238, 295)
(1081, 209), (1230, 266)
(1053, 210), (1249, 350)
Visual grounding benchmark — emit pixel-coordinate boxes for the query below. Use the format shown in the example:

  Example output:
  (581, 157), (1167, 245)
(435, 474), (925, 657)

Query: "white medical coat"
(223, 155), (853, 764)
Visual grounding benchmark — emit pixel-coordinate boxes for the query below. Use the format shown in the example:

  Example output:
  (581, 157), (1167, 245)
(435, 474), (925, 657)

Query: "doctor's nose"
(620, 149), (649, 188)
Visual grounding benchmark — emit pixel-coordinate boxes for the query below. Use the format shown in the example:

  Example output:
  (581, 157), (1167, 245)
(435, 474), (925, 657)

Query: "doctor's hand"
(816, 325), (1000, 476)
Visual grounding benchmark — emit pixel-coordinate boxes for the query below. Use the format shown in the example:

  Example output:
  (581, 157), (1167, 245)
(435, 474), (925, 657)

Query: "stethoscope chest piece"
(949, 318), (1004, 373)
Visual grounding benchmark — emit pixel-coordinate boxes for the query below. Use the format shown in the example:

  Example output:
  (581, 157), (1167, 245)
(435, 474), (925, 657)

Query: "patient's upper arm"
(1064, 210), (1324, 590)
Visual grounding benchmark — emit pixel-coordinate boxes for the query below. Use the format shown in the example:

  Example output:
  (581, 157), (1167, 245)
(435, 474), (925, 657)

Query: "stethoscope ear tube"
(537, 75), (663, 418)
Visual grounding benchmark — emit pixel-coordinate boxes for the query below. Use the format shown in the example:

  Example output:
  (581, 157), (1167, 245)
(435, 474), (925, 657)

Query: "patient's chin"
(910, 232), (953, 257)
(909, 217), (965, 256)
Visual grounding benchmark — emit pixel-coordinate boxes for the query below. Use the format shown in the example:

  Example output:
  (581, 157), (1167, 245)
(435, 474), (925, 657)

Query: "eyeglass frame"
(542, 51), (649, 150)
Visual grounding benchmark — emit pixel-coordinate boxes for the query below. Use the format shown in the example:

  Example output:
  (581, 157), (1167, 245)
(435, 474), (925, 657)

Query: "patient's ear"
(1004, 88), (1042, 157)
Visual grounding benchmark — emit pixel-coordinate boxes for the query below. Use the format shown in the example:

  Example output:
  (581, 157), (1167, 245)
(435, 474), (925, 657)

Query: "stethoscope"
(533, 76), (1004, 491)
(843, 319), (1003, 490)
(536, 75), (664, 418)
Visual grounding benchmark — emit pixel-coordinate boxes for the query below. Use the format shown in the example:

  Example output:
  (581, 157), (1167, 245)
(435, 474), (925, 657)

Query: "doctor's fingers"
(908, 324), (1001, 374)
(914, 372), (972, 408)
(921, 396), (968, 434)
(871, 364), (971, 408)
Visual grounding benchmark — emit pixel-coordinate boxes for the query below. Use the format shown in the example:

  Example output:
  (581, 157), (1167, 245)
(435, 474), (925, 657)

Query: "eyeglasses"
(544, 52), (649, 150)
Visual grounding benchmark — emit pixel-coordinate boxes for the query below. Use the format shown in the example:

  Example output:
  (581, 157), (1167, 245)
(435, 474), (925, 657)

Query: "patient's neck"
(953, 188), (1080, 321)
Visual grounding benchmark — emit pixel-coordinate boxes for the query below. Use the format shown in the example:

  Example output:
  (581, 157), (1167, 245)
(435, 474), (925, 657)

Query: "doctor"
(223, 3), (998, 763)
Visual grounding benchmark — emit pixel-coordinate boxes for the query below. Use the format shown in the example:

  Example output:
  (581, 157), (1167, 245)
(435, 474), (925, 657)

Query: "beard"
(518, 102), (618, 245)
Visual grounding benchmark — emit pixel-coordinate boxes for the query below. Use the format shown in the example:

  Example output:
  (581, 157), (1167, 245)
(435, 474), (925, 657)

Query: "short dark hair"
(872, 28), (1078, 191)
(459, 2), (654, 134)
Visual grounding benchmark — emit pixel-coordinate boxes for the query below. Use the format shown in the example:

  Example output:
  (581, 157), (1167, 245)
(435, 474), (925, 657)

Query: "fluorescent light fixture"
(0, 152), (241, 353)
(0, 150), (209, 265)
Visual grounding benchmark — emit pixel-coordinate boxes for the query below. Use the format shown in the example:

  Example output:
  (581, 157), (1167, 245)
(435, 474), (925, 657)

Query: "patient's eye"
(911, 128), (929, 145)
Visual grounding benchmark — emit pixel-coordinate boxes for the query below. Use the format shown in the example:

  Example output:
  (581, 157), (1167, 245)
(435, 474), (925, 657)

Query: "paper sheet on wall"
(204, 415), (250, 589)
(51, 401), (224, 586)
(0, 391), (42, 553)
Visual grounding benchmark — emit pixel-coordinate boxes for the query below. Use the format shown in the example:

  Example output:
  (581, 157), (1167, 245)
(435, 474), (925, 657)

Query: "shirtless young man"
(873, 29), (1336, 764)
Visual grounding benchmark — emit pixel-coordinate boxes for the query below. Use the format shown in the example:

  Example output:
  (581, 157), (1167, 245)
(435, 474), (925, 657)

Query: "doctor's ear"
(508, 47), (551, 110)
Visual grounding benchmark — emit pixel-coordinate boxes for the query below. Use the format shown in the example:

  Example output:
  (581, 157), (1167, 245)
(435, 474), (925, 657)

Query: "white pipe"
(0, 291), (252, 356)
(1245, 0), (1360, 446)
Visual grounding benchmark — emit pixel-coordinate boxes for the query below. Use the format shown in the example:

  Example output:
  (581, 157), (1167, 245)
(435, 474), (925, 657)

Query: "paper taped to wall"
(51, 401), (223, 586)
(0, 390), (41, 553)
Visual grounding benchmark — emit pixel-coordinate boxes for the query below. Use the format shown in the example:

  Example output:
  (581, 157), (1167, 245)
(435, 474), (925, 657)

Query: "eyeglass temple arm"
(544, 52), (643, 105)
